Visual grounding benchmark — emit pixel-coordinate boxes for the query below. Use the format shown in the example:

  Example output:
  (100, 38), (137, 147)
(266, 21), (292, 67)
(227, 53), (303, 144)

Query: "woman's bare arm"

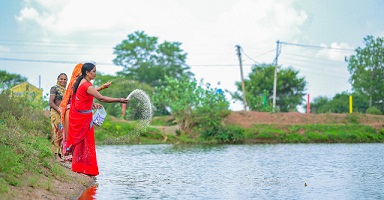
(87, 85), (129, 103)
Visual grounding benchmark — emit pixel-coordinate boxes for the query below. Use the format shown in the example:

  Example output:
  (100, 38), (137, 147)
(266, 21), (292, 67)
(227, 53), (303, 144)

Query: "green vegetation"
(2, 87), (384, 197)
(232, 64), (307, 112)
(93, 114), (384, 145)
(366, 106), (382, 115)
(0, 91), (67, 196)
(245, 124), (384, 143)
(347, 35), (384, 110)
(153, 76), (230, 135)
(0, 70), (28, 89)
(94, 116), (214, 145)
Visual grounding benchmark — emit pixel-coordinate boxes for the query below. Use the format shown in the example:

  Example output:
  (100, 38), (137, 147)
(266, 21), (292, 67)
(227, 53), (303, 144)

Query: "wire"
(0, 39), (113, 48)
(240, 47), (260, 64)
(0, 57), (114, 66)
(280, 41), (355, 52)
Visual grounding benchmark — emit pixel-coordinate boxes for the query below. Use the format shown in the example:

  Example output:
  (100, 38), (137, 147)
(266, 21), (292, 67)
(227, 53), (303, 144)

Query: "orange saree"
(60, 63), (83, 156)
(68, 81), (99, 176)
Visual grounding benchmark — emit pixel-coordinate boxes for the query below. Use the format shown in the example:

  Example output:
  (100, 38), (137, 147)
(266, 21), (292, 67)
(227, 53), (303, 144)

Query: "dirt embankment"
(223, 111), (384, 129)
(6, 164), (95, 200)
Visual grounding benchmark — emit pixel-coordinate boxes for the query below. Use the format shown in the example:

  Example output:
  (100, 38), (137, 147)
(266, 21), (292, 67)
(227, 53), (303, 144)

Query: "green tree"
(232, 64), (307, 112)
(153, 76), (230, 134)
(348, 92), (370, 113)
(305, 92), (369, 114)
(306, 96), (331, 113)
(346, 35), (384, 109)
(327, 93), (350, 113)
(0, 70), (27, 89)
(112, 31), (194, 87)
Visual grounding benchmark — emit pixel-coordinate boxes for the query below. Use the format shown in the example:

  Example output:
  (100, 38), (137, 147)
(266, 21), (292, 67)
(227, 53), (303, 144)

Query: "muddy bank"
(5, 163), (95, 200)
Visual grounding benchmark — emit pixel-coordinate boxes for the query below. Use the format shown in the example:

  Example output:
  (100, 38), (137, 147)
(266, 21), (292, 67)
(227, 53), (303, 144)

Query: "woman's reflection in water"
(78, 184), (97, 200)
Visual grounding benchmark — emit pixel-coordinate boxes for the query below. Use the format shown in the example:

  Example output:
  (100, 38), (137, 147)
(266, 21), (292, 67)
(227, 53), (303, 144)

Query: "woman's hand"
(93, 103), (103, 109)
(119, 98), (130, 104)
(102, 82), (112, 89)
(97, 82), (112, 91)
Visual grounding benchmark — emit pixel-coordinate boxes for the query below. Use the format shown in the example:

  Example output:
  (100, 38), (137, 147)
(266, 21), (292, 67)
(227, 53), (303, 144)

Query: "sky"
(1, 0), (383, 111)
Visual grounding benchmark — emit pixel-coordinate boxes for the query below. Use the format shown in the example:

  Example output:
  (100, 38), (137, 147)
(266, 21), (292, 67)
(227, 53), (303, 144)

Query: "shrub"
(366, 106), (382, 115)
(0, 91), (54, 194)
(212, 125), (245, 144)
(342, 114), (360, 124)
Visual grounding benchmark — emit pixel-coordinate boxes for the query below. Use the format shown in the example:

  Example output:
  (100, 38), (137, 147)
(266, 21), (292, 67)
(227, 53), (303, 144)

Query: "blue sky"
(1, 0), (383, 111)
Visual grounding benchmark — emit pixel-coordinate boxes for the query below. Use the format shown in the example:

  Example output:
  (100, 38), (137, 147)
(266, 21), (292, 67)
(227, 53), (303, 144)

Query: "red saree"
(68, 81), (99, 176)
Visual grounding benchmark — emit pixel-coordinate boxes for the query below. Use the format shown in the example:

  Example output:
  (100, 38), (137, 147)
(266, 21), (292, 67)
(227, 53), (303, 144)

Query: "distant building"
(10, 82), (42, 99)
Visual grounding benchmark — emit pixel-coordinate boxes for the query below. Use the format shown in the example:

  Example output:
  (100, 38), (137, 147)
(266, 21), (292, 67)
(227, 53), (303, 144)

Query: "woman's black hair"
(73, 63), (96, 93)
(57, 73), (67, 79)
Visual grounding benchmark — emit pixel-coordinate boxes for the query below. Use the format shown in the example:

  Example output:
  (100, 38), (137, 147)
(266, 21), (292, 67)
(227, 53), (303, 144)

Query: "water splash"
(126, 89), (154, 135)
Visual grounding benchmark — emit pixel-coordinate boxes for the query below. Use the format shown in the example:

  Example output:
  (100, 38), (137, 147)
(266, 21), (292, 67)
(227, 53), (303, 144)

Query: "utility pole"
(235, 45), (247, 111)
(272, 40), (281, 112)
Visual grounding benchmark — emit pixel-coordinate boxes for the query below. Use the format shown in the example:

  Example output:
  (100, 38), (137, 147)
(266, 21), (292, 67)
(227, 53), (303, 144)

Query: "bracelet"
(119, 97), (122, 103)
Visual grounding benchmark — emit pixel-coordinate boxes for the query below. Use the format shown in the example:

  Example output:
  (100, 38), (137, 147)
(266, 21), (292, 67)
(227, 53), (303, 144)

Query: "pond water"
(86, 144), (384, 199)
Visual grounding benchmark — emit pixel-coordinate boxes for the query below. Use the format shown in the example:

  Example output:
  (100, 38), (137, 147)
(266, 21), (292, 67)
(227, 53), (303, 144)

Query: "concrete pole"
(236, 45), (247, 111)
(272, 40), (280, 112)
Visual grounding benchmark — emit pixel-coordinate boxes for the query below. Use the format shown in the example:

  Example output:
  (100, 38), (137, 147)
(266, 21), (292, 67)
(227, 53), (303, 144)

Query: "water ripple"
(93, 144), (384, 199)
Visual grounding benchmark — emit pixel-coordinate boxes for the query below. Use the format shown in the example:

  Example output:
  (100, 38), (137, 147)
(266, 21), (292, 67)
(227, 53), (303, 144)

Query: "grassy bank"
(0, 92), (93, 199)
(95, 115), (384, 145)
(243, 124), (384, 143)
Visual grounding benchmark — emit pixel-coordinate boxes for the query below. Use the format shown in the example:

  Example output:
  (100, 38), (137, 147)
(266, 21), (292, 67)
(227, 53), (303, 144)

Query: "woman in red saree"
(60, 63), (111, 161)
(68, 62), (129, 176)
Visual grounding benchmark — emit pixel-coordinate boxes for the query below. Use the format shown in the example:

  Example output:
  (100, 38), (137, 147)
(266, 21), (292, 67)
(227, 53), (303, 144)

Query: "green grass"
(150, 116), (177, 126)
(244, 123), (384, 143)
(95, 115), (384, 145)
(0, 91), (70, 196)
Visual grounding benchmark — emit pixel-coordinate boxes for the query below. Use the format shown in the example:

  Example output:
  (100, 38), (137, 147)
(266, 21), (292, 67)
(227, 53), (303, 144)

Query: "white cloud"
(11, 0), (319, 111)
(16, 0), (307, 40)
(316, 42), (354, 61)
(14, 0), (309, 68)
(200, 0), (308, 49)
(16, 7), (39, 22)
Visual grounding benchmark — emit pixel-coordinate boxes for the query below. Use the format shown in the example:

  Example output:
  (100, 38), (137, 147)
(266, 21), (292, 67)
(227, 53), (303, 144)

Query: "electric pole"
(235, 45), (247, 111)
(272, 40), (281, 112)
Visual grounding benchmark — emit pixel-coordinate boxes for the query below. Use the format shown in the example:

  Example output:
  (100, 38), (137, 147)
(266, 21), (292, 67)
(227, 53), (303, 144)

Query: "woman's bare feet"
(55, 153), (63, 162)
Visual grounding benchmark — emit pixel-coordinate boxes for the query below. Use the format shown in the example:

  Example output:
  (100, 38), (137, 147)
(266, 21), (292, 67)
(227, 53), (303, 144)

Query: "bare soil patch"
(224, 111), (384, 130)
(5, 163), (95, 200)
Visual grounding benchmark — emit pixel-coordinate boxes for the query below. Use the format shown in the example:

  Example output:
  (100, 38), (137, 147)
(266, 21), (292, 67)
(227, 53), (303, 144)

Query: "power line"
(240, 47), (260, 64)
(0, 57), (114, 66)
(0, 39), (113, 48)
(0, 50), (112, 56)
(0, 57), (259, 67)
(280, 41), (355, 52)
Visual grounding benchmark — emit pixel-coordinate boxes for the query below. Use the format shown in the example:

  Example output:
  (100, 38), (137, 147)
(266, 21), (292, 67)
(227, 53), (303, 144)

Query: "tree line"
(1, 31), (383, 136)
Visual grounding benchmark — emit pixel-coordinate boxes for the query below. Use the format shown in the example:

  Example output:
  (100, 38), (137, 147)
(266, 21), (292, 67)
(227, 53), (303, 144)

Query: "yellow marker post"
(349, 95), (353, 114)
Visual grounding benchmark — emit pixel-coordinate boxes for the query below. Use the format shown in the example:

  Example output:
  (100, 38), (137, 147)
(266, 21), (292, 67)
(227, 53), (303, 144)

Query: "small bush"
(343, 114), (360, 124)
(213, 125), (245, 144)
(255, 131), (275, 139)
(366, 106), (382, 115)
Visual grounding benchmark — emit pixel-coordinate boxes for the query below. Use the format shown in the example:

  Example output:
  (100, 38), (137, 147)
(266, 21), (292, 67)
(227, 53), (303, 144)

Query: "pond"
(84, 144), (384, 199)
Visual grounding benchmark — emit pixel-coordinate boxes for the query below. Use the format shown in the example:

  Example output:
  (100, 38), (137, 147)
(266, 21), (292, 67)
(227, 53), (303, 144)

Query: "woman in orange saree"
(60, 63), (111, 160)
(68, 62), (128, 176)
(60, 63), (82, 158)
